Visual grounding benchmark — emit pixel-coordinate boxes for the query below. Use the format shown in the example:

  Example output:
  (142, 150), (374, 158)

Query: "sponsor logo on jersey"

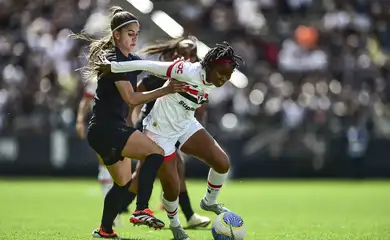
(179, 100), (196, 111)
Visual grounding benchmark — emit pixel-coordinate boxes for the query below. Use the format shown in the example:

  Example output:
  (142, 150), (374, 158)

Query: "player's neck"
(116, 45), (130, 57)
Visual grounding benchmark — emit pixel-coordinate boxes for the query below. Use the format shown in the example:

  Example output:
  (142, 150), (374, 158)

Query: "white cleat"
(186, 213), (211, 229)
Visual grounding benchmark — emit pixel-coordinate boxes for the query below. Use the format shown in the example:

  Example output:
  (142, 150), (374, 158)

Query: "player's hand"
(163, 79), (188, 93)
(172, 56), (191, 62)
(95, 55), (112, 75)
(76, 122), (87, 139)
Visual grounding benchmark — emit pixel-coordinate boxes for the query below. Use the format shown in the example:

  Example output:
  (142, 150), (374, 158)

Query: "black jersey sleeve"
(104, 52), (128, 82)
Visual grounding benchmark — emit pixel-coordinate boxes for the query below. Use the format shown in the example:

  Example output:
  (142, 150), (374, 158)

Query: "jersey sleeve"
(164, 59), (193, 82)
(104, 52), (129, 82)
(111, 59), (193, 83)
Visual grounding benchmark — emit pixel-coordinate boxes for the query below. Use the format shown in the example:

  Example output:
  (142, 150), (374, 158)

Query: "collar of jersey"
(115, 47), (132, 60)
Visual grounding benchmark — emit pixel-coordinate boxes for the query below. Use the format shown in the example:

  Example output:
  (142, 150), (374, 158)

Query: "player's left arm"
(127, 79), (148, 126)
(109, 59), (192, 83)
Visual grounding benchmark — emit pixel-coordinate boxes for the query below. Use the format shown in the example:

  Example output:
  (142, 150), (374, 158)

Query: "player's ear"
(113, 31), (120, 41)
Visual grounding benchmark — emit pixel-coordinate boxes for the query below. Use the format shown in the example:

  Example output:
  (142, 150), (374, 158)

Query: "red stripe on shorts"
(163, 152), (177, 162)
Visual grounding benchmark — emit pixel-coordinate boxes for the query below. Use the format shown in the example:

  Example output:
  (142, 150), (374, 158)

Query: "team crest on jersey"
(197, 91), (207, 104)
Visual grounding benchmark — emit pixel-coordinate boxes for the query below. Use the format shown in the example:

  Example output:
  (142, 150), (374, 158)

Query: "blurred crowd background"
(1, 0), (390, 178)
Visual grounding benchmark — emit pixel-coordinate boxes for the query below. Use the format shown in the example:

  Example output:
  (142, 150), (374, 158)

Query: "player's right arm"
(76, 87), (94, 139)
(114, 79), (184, 108)
(104, 59), (194, 83)
(102, 54), (188, 107)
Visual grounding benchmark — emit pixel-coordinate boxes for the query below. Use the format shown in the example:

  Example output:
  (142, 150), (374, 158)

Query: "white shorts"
(145, 120), (203, 158)
(98, 165), (112, 183)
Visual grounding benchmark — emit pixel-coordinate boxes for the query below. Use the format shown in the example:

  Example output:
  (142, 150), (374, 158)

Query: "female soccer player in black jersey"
(97, 41), (243, 240)
(121, 36), (211, 230)
(72, 6), (187, 239)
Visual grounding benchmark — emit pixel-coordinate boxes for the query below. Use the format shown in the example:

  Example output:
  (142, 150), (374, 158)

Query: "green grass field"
(0, 179), (390, 240)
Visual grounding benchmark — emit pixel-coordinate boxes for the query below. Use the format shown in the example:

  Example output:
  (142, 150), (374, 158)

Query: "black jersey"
(139, 74), (166, 117)
(89, 47), (142, 127)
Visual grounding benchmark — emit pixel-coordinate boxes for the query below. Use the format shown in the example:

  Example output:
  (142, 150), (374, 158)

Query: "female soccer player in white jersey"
(98, 42), (243, 239)
(131, 36), (211, 229)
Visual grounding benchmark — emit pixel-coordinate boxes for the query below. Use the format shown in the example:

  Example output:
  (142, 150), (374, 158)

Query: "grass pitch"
(0, 179), (389, 240)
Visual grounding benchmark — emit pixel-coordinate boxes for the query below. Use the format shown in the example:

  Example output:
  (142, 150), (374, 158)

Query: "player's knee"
(114, 178), (128, 187)
(143, 143), (164, 158)
(213, 153), (230, 174)
(113, 174), (132, 187)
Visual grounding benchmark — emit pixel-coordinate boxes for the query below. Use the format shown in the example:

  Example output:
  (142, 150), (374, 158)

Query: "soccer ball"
(212, 212), (246, 240)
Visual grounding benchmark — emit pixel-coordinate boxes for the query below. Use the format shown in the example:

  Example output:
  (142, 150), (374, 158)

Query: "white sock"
(162, 195), (181, 227)
(203, 169), (228, 205)
(98, 165), (113, 197)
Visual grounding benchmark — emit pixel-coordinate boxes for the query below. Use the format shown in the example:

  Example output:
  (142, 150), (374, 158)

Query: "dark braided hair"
(200, 41), (243, 70)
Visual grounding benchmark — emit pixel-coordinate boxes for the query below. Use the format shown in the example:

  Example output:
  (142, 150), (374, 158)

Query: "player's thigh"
(175, 151), (187, 189)
(121, 130), (164, 161)
(87, 126), (134, 185)
(105, 157), (133, 186)
(180, 128), (230, 173)
(158, 157), (180, 201)
(88, 125), (133, 165)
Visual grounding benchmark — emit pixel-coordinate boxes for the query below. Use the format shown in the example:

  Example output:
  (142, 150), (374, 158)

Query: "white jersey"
(143, 60), (215, 138)
(84, 79), (97, 98)
(83, 79), (97, 109)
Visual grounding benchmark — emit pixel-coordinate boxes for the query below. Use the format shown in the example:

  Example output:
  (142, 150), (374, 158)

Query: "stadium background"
(1, 0), (390, 179)
(1, 1), (390, 240)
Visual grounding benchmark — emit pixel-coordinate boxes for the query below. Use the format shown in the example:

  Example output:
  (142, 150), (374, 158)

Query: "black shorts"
(87, 124), (137, 166)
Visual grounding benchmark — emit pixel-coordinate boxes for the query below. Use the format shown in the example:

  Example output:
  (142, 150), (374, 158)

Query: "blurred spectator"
(2, 0), (390, 171)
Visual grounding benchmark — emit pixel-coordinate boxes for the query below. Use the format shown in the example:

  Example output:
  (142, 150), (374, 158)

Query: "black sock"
(136, 154), (164, 211)
(118, 191), (136, 214)
(179, 191), (194, 221)
(101, 183), (125, 233)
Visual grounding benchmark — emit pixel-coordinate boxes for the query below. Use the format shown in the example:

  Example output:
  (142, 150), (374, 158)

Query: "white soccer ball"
(212, 212), (246, 240)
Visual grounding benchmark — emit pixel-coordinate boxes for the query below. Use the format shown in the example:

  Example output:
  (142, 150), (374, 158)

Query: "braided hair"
(200, 41), (243, 70)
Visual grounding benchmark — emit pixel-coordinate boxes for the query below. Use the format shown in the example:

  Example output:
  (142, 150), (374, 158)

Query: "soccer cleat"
(91, 227), (119, 239)
(130, 208), (165, 229)
(200, 198), (229, 215)
(170, 225), (190, 240)
(185, 213), (211, 229)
